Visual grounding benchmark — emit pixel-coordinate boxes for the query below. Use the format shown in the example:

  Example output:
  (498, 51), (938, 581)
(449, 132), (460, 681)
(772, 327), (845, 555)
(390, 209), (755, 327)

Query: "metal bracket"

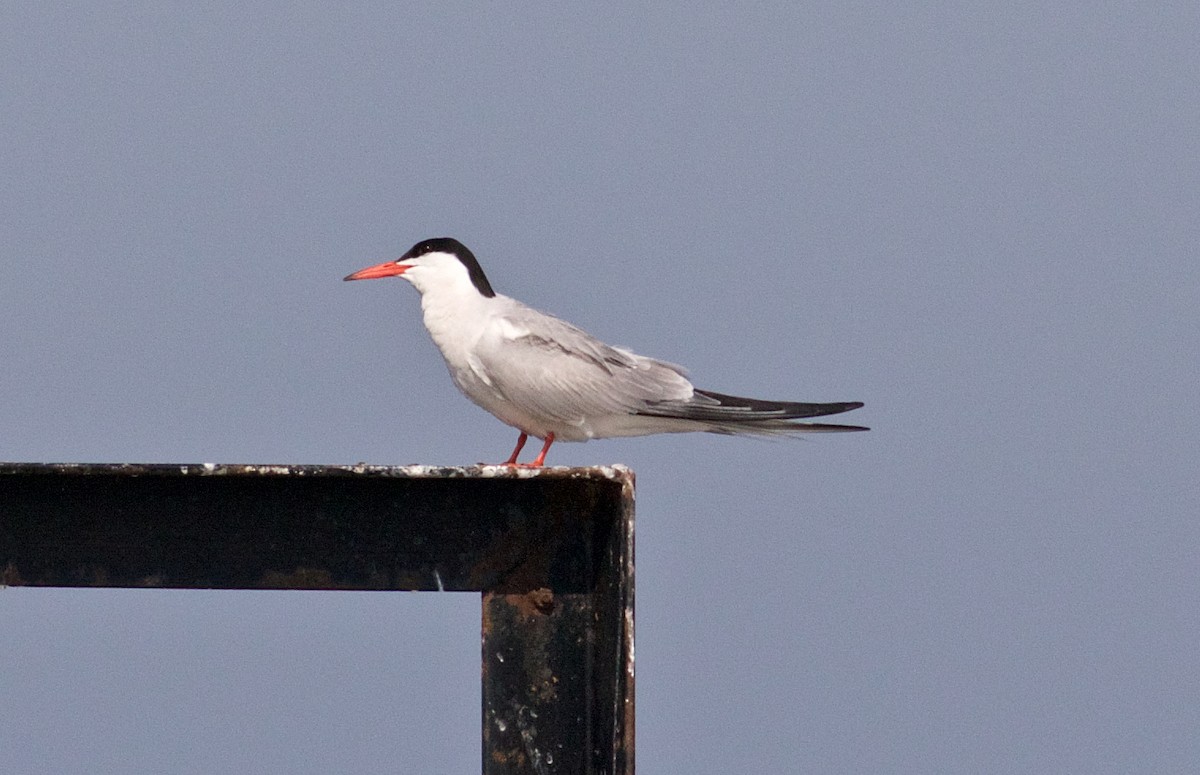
(0, 462), (635, 774)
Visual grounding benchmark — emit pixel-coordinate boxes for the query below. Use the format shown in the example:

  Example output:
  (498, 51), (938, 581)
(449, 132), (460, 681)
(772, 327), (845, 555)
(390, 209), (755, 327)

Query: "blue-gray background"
(3, 4), (1197, 773)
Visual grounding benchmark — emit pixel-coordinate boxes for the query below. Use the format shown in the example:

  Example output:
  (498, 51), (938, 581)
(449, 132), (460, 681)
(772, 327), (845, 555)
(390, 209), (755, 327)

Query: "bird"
(344, 238), (867, 466)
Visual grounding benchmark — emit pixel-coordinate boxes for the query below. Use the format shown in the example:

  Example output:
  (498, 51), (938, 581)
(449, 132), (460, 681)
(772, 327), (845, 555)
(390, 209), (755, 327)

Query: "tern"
(345, 238), (867, 466)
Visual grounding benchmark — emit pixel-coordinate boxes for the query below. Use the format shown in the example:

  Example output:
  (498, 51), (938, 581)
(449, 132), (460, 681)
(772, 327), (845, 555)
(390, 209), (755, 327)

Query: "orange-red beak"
(343, 261), (409, 281)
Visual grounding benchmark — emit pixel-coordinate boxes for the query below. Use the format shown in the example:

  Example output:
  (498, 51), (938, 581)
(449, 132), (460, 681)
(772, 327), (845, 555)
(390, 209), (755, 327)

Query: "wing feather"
(477, 304), (693, 425)
(471, 299), (868, 437)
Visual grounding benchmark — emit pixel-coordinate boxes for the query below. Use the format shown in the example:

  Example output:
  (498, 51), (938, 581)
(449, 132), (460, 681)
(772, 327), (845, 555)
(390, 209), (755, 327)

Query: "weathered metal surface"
(0, 462), (629, 592)
(0, 462), (635, 774)
(482, 468), (635, 775)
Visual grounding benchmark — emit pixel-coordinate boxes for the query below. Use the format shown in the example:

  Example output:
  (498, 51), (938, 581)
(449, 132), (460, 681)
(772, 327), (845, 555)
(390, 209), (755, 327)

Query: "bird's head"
(343, 237), (495, 298)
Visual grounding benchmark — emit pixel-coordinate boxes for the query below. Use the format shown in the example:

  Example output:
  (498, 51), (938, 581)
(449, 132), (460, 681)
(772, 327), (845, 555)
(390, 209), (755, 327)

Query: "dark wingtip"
(801, 422), (870, 432)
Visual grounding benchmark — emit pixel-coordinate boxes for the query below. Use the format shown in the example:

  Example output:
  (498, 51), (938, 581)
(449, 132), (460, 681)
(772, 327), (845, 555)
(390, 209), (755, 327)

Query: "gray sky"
(3, 4), (1198, 773)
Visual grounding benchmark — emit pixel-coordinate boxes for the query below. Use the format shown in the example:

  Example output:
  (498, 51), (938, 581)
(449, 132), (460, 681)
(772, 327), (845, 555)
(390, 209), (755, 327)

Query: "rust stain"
(506, 587), (555, 619)
(2, 562), (25, 586)
(489, 748), (528, 772)
(491, 747), (526, 766)
(259, 567), (336, 589)
(84, 565), (111, 586)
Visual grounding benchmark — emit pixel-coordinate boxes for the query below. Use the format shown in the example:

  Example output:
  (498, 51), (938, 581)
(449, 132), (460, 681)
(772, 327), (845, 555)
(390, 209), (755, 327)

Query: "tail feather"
(692, 389), (863, 419)
(637, 389), (868, 433)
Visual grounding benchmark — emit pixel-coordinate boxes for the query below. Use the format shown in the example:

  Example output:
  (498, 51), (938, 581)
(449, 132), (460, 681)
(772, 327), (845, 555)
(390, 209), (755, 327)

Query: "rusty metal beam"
(482, 481), (635, 775)
(0, 462), (635, 774)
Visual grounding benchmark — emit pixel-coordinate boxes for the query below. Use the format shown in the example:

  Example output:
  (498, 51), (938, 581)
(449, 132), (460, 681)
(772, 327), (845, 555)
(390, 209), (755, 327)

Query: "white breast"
(419, 291), (554, 436)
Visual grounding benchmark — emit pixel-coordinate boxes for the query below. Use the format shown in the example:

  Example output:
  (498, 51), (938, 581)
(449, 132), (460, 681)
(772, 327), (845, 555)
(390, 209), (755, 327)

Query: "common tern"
(345, 238), (867, 466)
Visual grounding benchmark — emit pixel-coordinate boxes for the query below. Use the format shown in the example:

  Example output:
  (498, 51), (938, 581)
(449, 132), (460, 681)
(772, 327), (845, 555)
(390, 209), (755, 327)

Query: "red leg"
(502, 432), (528, 466)
(526, 432), (555, 468)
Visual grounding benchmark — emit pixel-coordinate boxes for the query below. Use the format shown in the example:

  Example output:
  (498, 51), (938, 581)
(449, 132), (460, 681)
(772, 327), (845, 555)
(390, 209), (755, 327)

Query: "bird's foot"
(487, 431), (554, 468)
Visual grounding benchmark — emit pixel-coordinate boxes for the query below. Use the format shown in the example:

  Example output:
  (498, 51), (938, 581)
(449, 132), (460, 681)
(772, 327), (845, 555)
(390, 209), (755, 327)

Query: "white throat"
(402, 260), (497, 369)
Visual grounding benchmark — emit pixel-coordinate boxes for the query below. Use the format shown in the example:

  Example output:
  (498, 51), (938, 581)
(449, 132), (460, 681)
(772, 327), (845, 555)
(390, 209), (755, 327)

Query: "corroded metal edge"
(618, 468), (636, 773)
(480, 461), (636, 774)
(0, 462), (634, 482)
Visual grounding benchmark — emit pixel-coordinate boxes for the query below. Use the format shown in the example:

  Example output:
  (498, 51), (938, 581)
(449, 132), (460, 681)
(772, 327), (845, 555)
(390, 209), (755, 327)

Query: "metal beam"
(0, 462), (635, 774)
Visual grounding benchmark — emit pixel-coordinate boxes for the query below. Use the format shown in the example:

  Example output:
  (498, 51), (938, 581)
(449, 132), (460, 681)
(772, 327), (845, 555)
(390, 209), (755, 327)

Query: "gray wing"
(477, 302), (694, 423)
